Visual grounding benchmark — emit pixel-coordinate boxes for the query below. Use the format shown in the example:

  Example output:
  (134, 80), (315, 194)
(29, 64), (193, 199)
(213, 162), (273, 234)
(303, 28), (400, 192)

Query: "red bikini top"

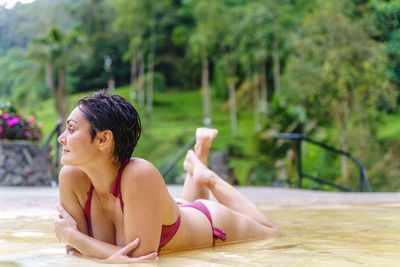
(83, 158), (181, 252)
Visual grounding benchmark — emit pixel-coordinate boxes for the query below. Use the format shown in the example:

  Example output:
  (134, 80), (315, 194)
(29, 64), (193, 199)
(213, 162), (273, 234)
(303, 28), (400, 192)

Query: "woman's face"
(57, 107), (98, 166)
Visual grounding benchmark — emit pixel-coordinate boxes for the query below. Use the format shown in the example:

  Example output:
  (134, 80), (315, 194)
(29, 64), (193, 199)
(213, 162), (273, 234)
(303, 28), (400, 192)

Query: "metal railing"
(161, 136), (195, 177)
(41, 120), (63, 169)
(275, 133), (371, 192)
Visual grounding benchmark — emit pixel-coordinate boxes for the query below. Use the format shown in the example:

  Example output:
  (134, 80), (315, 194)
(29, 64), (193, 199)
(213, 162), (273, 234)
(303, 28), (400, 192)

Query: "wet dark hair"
(77, 91), (141, 166)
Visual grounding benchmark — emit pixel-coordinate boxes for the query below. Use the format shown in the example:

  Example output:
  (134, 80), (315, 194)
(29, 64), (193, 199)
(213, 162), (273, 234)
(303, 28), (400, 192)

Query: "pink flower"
(6, 117), (19, 127)
(3, 113), (10, 120)
(24, 131), (29, 137)
(28, 115), (35, 123)
(0, 110), (2, 116)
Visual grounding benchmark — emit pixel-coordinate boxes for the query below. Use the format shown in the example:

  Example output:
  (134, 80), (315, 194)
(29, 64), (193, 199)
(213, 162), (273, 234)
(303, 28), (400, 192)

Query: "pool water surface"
(0, 187), (399, 266)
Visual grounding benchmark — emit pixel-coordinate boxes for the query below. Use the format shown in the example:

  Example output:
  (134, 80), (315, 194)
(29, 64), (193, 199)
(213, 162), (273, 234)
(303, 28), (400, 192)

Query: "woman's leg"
(181, 128), (218, 202)
(184, 150), (278, 230)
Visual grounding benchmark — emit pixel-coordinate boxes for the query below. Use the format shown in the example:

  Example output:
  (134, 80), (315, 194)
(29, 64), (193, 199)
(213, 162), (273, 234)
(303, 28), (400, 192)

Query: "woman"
(54, 92), (280, 263)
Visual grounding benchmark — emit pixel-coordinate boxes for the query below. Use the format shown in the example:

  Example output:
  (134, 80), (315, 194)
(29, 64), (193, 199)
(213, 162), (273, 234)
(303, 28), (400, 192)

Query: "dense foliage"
(0, 0), (399, 191)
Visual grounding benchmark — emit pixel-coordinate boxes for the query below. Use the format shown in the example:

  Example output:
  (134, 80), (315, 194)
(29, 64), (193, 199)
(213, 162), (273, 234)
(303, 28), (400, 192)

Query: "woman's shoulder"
(58, 166), (92, 209)
(125, 157), (159, 174)
(121, 158), (164, 189)
(59, 166), (91, 192)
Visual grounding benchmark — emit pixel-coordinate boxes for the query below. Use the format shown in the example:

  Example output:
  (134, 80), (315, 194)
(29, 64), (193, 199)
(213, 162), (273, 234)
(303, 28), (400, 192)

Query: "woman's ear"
(96, 130), (113, 150)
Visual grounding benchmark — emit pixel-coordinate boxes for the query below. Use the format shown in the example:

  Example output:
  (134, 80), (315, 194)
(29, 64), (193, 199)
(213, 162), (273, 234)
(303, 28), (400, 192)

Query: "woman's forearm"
(55, 204), (145, 260)
(67, 229), (121, 259)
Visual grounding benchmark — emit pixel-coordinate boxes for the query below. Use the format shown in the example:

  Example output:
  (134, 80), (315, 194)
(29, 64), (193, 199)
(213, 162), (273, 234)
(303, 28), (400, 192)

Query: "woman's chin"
(60, 157), (73, 166)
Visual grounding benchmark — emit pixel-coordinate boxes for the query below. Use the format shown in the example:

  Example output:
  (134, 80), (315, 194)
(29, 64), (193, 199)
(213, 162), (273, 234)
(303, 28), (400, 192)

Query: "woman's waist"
(160, 207), (214, 252)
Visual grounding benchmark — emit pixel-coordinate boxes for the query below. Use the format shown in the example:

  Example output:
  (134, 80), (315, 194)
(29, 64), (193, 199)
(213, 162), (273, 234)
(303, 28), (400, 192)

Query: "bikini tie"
(213, 227), (227, 241)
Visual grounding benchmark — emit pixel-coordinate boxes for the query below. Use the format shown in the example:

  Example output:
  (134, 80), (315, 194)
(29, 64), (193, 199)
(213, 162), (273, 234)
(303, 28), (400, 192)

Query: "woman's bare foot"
(180, 129), (217, 201)
(184, 150), (215, 188)
(195, 128), (218, 164)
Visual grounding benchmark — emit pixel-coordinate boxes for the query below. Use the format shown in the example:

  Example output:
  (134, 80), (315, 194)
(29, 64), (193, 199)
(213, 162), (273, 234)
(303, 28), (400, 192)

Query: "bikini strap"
(84, 183), (94, 237)
(84, 159), (129, 237)
(109, 158), (130, 213)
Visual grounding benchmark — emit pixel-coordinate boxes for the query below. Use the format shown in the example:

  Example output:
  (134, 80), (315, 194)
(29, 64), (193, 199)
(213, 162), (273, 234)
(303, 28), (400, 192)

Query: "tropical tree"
(283, 0), (396, 182)
(216, 4), (244, 136)
(66, 0), (129, 93)
(0, 48), (45, 105)
(370, 0), (400, 90)
(237, 0), (273, 130)
(28, 26), (87, 122)
(187, 0), (224, 125)
(112, 0), (173, 117)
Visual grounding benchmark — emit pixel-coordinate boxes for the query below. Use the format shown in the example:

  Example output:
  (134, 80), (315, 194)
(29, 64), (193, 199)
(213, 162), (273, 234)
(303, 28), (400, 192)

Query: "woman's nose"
(57, 132), (66, 145)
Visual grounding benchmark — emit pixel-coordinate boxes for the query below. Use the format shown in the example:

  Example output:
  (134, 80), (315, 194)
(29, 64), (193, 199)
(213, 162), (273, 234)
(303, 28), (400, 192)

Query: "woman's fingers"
(56, 204), (70, 218)
(55, 204), (77, 227)
(119, 238), (139, 256)
(54, 216), (62, 241)
(133, 252), (158, 261)
(121, 251), (158, 263)
(54, 204), (78, 245)
(103, 238), (158, 264)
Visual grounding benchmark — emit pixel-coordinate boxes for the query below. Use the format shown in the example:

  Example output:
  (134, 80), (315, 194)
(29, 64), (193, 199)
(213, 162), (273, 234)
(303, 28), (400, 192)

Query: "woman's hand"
(101, 238), (158, 263)
(54, 203), (79, 244)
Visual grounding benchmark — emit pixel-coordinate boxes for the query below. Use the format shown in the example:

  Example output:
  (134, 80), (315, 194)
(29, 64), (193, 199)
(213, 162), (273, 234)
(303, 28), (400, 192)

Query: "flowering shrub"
(0, 104), (42, 141)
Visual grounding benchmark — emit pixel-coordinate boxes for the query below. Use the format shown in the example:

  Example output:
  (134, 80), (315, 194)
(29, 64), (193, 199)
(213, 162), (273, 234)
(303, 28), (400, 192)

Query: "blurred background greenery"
(0, 0), (399, 191)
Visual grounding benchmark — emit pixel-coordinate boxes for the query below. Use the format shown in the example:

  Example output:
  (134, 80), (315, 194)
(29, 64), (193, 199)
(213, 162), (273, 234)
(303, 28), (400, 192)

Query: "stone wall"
(0, 141), (54, 186)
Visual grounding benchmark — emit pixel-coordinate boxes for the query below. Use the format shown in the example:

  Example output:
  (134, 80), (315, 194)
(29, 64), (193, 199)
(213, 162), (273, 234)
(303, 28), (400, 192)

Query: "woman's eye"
(68, 127), (74, 133)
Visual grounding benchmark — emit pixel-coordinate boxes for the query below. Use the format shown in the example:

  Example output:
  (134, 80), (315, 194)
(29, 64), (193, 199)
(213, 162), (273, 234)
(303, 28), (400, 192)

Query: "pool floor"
(0, 187), (399, 266)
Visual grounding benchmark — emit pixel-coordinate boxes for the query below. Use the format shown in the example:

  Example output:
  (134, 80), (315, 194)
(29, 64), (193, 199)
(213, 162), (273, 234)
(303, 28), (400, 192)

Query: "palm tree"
(28, 26), (86, 123)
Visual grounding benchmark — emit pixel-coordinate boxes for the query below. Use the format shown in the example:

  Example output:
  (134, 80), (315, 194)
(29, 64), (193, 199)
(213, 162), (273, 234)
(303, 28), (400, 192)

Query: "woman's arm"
(121, 160), (166, 257)
(57, 166), (121, 258)
(55, 203), (121, 257)
(55, 204), (157, 262)
(56, 166), (156, 261)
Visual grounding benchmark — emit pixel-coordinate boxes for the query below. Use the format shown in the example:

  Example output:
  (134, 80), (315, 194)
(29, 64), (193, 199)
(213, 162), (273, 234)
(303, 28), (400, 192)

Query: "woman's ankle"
(194, 146), (209, 164)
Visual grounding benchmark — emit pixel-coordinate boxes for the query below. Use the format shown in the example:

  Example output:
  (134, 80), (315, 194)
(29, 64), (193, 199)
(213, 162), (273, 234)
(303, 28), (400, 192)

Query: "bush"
(0, 101), (17, 113)
(0, 102), (42, 141)
(249, 97), (318, 186)
(253, 97), (315, 159)
(247, 161), (277, 186)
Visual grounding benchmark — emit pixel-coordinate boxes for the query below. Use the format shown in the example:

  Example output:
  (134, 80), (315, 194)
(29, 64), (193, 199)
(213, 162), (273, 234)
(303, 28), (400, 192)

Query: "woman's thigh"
(197, 199), (275, 244)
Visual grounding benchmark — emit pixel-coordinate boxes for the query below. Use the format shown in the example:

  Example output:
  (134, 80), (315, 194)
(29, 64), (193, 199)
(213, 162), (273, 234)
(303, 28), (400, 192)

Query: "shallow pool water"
(1, 204), (399, 266)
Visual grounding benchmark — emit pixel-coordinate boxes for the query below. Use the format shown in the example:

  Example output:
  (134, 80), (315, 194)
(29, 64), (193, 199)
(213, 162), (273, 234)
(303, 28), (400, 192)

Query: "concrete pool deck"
(0, 185), (399, 215)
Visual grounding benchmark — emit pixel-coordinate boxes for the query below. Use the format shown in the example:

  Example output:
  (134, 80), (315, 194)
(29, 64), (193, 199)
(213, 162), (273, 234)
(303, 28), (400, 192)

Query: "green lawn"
(377, 112), (400, 142)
